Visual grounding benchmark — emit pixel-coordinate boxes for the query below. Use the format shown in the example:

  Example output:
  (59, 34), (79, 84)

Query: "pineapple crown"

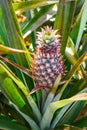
(36, 26), (61, 48)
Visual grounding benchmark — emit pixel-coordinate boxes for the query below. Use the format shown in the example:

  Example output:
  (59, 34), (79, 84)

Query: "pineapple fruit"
(31, 26), (66, 89)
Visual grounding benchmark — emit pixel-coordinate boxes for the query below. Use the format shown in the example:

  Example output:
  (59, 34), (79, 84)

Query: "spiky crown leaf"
(37, 26), (60, 47)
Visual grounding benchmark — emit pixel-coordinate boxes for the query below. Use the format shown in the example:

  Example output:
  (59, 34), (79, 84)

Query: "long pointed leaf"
(13, 0), (58, 12)
(0, 8), (8, 45)
(70, 0), (87, 50)
(0, 45), (25, 54)
(54, 0), (76, 54)
(0, 0), (32, 89)
(10, 103), (40, 130)
(0, 60), (41, 122)
(65, 37), (87, 81)
(42, 75), (61, 114)
(3, 78), (26, 108)
(74, 116), (87, 128)
(0, 114), (29, 130)
(51, 86), (87, 128)
(40, 93), (87, 130)
(0, 56), (31, 77)
(54, 124), (82, 130)
(54, 52), (87, 101)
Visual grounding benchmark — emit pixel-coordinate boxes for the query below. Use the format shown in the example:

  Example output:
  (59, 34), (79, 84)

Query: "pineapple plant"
(0, 0), (87, 130)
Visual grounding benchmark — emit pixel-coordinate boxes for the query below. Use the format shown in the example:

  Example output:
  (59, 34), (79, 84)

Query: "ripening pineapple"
(31, 26), (66, 89)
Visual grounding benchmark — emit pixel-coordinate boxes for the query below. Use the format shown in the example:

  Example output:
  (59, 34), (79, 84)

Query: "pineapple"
(31, 26), (66, 89)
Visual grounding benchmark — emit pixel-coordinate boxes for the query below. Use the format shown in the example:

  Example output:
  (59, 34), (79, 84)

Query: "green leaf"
(27, 10), (37, 51)
(0, 114), (29, 130)
(53, 124), (82, 130)
(0, 0), (32, 89)
(63, 52), (87, 91)
(66, 52), (87, 81)
(22, 4), (56, 38)
(0, 56), (31, 77)
(42, 75), (61, 114)
(70, 0), (87, 50)
(0, 80), (41, 129)
(75, 0), (84, 16)
(0, 75), (34, 117)
(0, 0), (32, 67)
(0, 0), (23, 48)
(0, 44), (25, 54)
(0, 60), (41, 123)
(65, 37), (87, 81)
(54, 52), (87, 101)
(56, 102), (84, 126)
(65, 37), (78, 65)
(0, 7), (8, 45)
(54, 0), (76, 54)
(13, 0), (58, 12)
(0, 60), (29, 95)
(9, 103), (40, 130)
(40, 93), (87, 130)
(51, 87), (87, 128)
(74, 116), (87, 128)
(66, 79), (86, 98)
(3, 78), (26, 108)
(51, 104), (72, 128)
(79, 34), (87, 56)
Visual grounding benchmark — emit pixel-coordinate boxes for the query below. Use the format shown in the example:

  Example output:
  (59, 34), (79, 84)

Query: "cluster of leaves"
(0, 0), (87, 130)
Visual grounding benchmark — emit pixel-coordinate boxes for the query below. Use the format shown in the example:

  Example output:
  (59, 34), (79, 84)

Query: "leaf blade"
(13, 0), (58, 12)
(0, 114), (29, 130)
(40, 93), (87, 130)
